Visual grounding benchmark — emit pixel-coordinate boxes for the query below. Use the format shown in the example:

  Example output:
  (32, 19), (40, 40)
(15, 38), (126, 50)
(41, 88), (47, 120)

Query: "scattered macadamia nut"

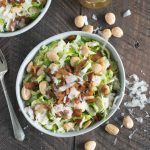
(111, 27), (124, 38)
(101, 29), (112, 40)
(74, 102), (86, 112)
(92, 63), (102, 74)
(82, 25), (94, 33)
(11, 6), (22, 13)
(80, 45), (90, 57)
(49, 63), (59, 74)
(84, 141), (96, 150)
(34, 104), (47, 114)
(70, 57), (80, 67)
(21, 86), (31, 100)
(39, 81), (48, 95)
(75, 15), (85, 28)
(26, 61), (33, 73)
(105, 124), (119, 135)
(123, 116), (134, 129)
(63, 122), (74, 131)
(101, 85), (110, 96)
(47, 51), (59, 62)
(37, 67), (45, 76)
(105, 12), (116, 25)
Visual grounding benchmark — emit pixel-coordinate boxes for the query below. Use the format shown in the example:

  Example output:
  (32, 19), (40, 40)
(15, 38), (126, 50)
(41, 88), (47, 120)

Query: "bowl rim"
(16, 31), (125, 137)
(0, 0), (52, 37)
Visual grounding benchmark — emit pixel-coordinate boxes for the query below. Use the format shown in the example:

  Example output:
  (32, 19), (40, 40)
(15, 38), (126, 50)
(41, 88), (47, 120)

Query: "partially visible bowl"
(0, 0), (52, 37)
(16, 31), (125, 137)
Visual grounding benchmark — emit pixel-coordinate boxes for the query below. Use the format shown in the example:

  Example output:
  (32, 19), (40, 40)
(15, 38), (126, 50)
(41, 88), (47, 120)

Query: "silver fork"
(0, 49), (25, 141)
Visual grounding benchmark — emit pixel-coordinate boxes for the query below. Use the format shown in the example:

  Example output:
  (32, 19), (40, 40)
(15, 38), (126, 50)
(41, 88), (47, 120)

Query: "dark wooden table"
(0, 0), (150, 150)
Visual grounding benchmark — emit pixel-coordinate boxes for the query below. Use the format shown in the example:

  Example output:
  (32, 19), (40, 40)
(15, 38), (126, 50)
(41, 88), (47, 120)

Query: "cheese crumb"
(124, 74), (150, 110)
(92, 14), (98, 21)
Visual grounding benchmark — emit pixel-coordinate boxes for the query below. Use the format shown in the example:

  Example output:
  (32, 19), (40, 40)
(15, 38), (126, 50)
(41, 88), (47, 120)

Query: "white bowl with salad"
(16, 31), (125, 137)
(0, 0), (51, 37)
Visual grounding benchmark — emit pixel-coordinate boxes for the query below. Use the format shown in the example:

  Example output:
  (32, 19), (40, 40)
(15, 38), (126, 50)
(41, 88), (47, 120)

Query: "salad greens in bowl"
(16, 31), (125, 137)
(0, 0), (51, 37)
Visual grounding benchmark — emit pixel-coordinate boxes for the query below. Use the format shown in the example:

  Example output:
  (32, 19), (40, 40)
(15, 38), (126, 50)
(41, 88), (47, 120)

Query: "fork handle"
(0, 76), (25, 141)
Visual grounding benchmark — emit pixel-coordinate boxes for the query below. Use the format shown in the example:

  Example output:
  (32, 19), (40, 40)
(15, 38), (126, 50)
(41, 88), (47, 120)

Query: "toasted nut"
(82, 25), (94, 33)
(105, 124), (119, 135)
(123, 116), (134, 129)
(105, 12), (116, 25)
(47, 51), (59, 62)
(63, 122), (74, 131)
(75, 15), (85, 28)
(11, 6), (22, 13)
(63, 110), (73, 119)
(49, 63), (59, 74)
(34, 104), (48, 114)
(74, 102), (86, 112)
(84, 141), (96, 150)
(39, 81), (48, 95)
(37, 67), (45, 76)
(92, 63), (102, 74)
(111, 27), (124, 38)
(26, 61), (33, 73)
(101, 85), (110, 96)
(70, 57), (80, 67)
(101, 29), (112, 40)
(21, 86), (31, 100)
(80, 45), (90, 57)
(96, 57), (105, 64)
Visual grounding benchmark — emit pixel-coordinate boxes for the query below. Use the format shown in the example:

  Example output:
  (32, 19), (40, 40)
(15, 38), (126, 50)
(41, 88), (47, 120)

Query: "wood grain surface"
(0, 0), (150, 150)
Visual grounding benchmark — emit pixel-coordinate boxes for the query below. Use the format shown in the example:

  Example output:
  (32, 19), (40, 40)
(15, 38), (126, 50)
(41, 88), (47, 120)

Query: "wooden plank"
(0, 0), (149, 149)
(0, 0), (81, 150)
(75, 0), (150, 149)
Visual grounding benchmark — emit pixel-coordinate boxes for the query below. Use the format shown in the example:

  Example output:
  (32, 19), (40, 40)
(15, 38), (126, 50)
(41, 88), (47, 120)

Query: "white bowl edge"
(0, 0), (52, 37)
(16, 31), (126, 137)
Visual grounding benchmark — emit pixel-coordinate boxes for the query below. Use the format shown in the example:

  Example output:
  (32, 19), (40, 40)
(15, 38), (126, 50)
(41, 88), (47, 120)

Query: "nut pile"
(84, 115), (134, 150)
(105, 115), (134, 135)
(74, 12), (124, 40)
(74, 15), (94, 33)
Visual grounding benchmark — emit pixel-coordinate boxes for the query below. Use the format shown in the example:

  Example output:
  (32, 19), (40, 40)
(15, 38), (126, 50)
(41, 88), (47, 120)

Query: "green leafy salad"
(21, 35), (120, 133)
(0, 0), (47, 32)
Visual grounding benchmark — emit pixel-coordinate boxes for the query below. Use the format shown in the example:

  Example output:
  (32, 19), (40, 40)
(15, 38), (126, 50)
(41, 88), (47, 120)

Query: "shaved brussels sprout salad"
(22, 35), (120, 133)
(0, 0), (47, 32)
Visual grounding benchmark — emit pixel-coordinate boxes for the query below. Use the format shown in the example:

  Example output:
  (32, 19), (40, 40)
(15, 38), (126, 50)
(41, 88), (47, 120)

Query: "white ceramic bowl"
(0, 0), (51, 37)
(16, 31), (125, 137)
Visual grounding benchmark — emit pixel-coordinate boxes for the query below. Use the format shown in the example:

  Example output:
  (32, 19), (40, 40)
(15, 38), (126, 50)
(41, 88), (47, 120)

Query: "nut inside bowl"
(16, 31), (125, 137)
(0, 0), (51, 37)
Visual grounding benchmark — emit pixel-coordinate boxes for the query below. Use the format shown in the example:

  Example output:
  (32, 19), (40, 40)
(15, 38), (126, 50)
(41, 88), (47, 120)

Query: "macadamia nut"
(75, 15), (85, 28)
(84, 141), (96, 150)
(82, 25), (94, 33)
(111, 27), (124, 38)
(105, 12), (116, 25)
(47, 51), (59, 62)
(70, 57), (80, 67)
(101, 29), (112, 40)
(92, 63), (102, 74)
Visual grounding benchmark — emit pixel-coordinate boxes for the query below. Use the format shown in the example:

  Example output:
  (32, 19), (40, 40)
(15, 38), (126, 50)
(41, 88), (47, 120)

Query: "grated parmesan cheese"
(92, 14), (98, 21)
(135, 117), (143, 124)
(123, 9), (132, 17)
(129, 129), (138, 139)
(83, 16), (89, 25)
(124, 74), (150, 110)
(113, 137), (118, 145)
